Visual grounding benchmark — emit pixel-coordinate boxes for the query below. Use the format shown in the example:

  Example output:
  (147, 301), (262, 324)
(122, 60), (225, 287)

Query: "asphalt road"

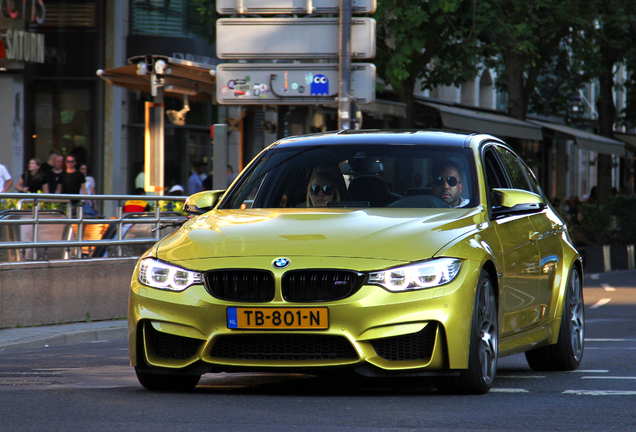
(0, 271), (635, 432)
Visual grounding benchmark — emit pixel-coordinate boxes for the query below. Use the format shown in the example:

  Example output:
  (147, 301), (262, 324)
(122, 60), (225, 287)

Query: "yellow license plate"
(227, 307), (328, 329)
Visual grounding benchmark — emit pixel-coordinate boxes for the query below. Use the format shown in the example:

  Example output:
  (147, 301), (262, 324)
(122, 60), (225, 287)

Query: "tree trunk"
(505, 51), (527, 120)
(596, 44), (618, 203)
(397, 77), (416, 128)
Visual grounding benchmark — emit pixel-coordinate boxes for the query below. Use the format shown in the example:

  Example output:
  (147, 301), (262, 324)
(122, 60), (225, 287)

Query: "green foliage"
(577, 202), (612, 247)
(578, 195), (636, 246)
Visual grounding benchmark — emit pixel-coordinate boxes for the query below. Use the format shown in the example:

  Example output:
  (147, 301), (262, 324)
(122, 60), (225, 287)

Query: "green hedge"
(576, 195), (636, 247)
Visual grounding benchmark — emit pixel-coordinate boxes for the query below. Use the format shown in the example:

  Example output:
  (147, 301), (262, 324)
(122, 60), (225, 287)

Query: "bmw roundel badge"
(273, 257), (290, 269)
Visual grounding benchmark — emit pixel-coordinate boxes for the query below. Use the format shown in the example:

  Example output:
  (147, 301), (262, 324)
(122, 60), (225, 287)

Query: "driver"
(432, 161), (470, 208)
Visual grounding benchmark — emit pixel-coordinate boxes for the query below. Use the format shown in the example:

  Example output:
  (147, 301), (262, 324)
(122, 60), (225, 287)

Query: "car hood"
(155, 207), (484, 264)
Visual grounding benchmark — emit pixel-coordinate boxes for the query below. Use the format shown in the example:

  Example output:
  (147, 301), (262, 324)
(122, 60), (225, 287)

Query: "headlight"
(138, 258), (203, 291)
(368, 258), (462, 292)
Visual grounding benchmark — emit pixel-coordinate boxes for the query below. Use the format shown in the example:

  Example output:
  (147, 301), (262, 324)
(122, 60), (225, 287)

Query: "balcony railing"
(0, 193), (188, 262)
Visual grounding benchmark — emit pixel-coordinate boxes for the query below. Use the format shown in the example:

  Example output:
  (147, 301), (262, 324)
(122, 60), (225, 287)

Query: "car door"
(483, 145), (542, 338)
(495, 146), (561, 323)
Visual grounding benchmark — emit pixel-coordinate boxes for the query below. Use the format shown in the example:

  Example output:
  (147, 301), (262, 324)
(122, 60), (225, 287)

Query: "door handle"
(529, 231), (541, 243)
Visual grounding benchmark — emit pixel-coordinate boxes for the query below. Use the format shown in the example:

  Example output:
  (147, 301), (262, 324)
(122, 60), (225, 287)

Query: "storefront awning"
(359, 99), (407, 119)
(528, 120), (625, 156)
(416, 100), (544, 141)
(615, 132), (636, 150)
(97, 55), (216, 101)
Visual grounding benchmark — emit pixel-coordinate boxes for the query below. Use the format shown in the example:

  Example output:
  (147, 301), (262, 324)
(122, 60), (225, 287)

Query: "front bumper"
(128, 258), (482, 375)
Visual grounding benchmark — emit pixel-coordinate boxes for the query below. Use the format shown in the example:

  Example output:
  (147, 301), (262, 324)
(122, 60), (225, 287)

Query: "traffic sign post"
(216, 63), (375, 105)
(215, 0), (376, 131)
(216, 0), (376, 15)
(216, 18), (376, 61)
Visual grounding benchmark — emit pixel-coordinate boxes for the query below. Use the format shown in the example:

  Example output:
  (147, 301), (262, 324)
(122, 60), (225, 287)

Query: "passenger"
(15, 158), (45, 193)
(124, 188), (151, 213)
(432, 161), (469, 208)
(306, 167), (344, 208)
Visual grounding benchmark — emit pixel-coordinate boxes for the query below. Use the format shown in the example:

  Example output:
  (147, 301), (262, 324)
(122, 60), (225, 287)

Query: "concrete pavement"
(0, 320), (127, 350)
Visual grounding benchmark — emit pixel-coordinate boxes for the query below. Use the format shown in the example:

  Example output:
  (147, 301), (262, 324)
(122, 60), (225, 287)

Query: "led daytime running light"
(369, 258), (462, 292)
(138, 259), (203, 291)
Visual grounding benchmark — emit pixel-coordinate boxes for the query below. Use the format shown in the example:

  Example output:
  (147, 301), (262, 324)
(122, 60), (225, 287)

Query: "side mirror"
(491, 188), (544, 218)
(183, 190), (225, 215)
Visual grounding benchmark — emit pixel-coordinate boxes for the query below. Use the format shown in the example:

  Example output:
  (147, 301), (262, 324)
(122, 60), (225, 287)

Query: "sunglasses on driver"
(433, 176), (460, 187)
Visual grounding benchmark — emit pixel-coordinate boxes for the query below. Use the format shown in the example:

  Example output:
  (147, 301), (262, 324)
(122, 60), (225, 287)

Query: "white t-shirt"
(0, 164), (12, 192)
(82, 176), (96, 194)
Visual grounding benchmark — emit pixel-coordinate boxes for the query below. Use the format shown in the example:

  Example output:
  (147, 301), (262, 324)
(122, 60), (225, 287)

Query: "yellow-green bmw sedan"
(129, 130), (584, 394)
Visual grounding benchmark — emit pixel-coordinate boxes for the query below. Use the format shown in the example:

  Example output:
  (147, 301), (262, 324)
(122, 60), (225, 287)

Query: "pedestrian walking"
(79, 163), (97, 215)
(187, 161), (207, 195)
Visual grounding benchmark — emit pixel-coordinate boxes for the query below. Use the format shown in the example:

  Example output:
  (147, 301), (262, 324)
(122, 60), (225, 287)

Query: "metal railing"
(0, 193), (188, 262)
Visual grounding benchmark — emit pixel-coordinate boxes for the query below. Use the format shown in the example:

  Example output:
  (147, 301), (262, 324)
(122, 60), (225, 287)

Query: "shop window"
(130, 0), (208, 39)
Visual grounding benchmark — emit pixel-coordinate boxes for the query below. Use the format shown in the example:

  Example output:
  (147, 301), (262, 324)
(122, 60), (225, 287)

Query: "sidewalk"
(0, 320), (128, 350)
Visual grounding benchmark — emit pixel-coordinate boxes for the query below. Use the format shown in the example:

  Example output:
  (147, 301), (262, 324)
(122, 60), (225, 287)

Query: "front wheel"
(439, 270), (498, 394)
(525, 267), (584, 371)
(135, 368), (201, 391)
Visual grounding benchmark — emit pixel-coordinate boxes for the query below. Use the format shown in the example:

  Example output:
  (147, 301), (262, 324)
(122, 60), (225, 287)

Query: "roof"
(97, 55), (216, 101)
(272, 129), (480, 149)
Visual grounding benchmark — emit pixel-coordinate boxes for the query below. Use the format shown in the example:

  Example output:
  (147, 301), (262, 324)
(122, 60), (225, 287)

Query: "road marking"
(585, 339), (626, 342)
(497, 375), (545, 379)
(564, 390), (636, 396)
(590, 274), (600, 280)
(590, 298), (612, 309)
(582, 376), (636, 380)
(570, 370), (609, 373)
(601, 283), (616, 292)
(491, 388), (529, 393)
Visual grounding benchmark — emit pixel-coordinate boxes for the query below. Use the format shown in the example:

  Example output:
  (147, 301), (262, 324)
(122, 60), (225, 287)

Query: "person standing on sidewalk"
(43, 154), (64, 193)
(0, 162), (13, 192)
(15, 158), (45, 193)
(56, 156), (86, 209)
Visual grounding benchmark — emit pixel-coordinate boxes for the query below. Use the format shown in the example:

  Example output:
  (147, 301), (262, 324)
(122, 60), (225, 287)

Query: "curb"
(0, 326), (128, 351)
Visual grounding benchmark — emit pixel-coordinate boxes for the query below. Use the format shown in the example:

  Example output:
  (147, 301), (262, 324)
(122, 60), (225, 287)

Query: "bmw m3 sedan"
(129, 130), (584, 394)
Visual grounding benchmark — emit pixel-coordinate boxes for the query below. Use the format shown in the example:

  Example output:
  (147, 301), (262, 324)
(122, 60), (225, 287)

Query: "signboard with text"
(216, 18), (376, 60)
(216, 63), (376, 105)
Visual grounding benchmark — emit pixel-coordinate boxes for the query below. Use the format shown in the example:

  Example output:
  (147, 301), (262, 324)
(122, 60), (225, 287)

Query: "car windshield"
(222, 143), (476, 209)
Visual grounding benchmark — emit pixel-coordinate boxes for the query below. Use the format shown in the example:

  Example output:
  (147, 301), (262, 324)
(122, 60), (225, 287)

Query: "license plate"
(227, 307), (328, 329)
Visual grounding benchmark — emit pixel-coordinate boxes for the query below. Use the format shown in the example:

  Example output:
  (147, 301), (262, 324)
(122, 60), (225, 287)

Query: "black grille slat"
(370, 323), (437, 361)
(145, 323), (203, 360)
(210, 335), (358, 360)
(282, 270), (365, 302)
(205, 270), (275, 302)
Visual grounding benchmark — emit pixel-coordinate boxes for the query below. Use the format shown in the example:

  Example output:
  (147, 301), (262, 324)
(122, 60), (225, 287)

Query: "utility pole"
(338, 0), (352, 130)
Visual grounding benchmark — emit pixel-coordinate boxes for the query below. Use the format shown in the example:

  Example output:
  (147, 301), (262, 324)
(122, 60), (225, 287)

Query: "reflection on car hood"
(156, 207), (482, 263)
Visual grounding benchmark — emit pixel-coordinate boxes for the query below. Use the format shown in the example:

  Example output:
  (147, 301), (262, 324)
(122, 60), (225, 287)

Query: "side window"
(483, 149), (507, 191)
(495, 146), (533, 192)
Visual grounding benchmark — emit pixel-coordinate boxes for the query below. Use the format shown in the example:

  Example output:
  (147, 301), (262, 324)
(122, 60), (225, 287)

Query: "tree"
(475, 0), (589, 121)
(575, 0), (636, 201)
(373, 0), (481, 127)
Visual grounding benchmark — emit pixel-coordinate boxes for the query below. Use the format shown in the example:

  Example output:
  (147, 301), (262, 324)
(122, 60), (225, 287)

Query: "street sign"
(216, 63), (375, 105)
(216, 18), (376, 60)
(216, 0), (376, 15)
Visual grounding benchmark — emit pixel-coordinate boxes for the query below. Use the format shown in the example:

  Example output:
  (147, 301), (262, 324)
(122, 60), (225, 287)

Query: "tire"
(135, 368), (201, 391)
(525, 267), (584, 371)
(439, 270), (498, 395)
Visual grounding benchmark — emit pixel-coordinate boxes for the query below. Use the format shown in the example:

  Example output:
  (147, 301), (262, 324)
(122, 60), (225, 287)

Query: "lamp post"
(567, 91), (585, 123)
